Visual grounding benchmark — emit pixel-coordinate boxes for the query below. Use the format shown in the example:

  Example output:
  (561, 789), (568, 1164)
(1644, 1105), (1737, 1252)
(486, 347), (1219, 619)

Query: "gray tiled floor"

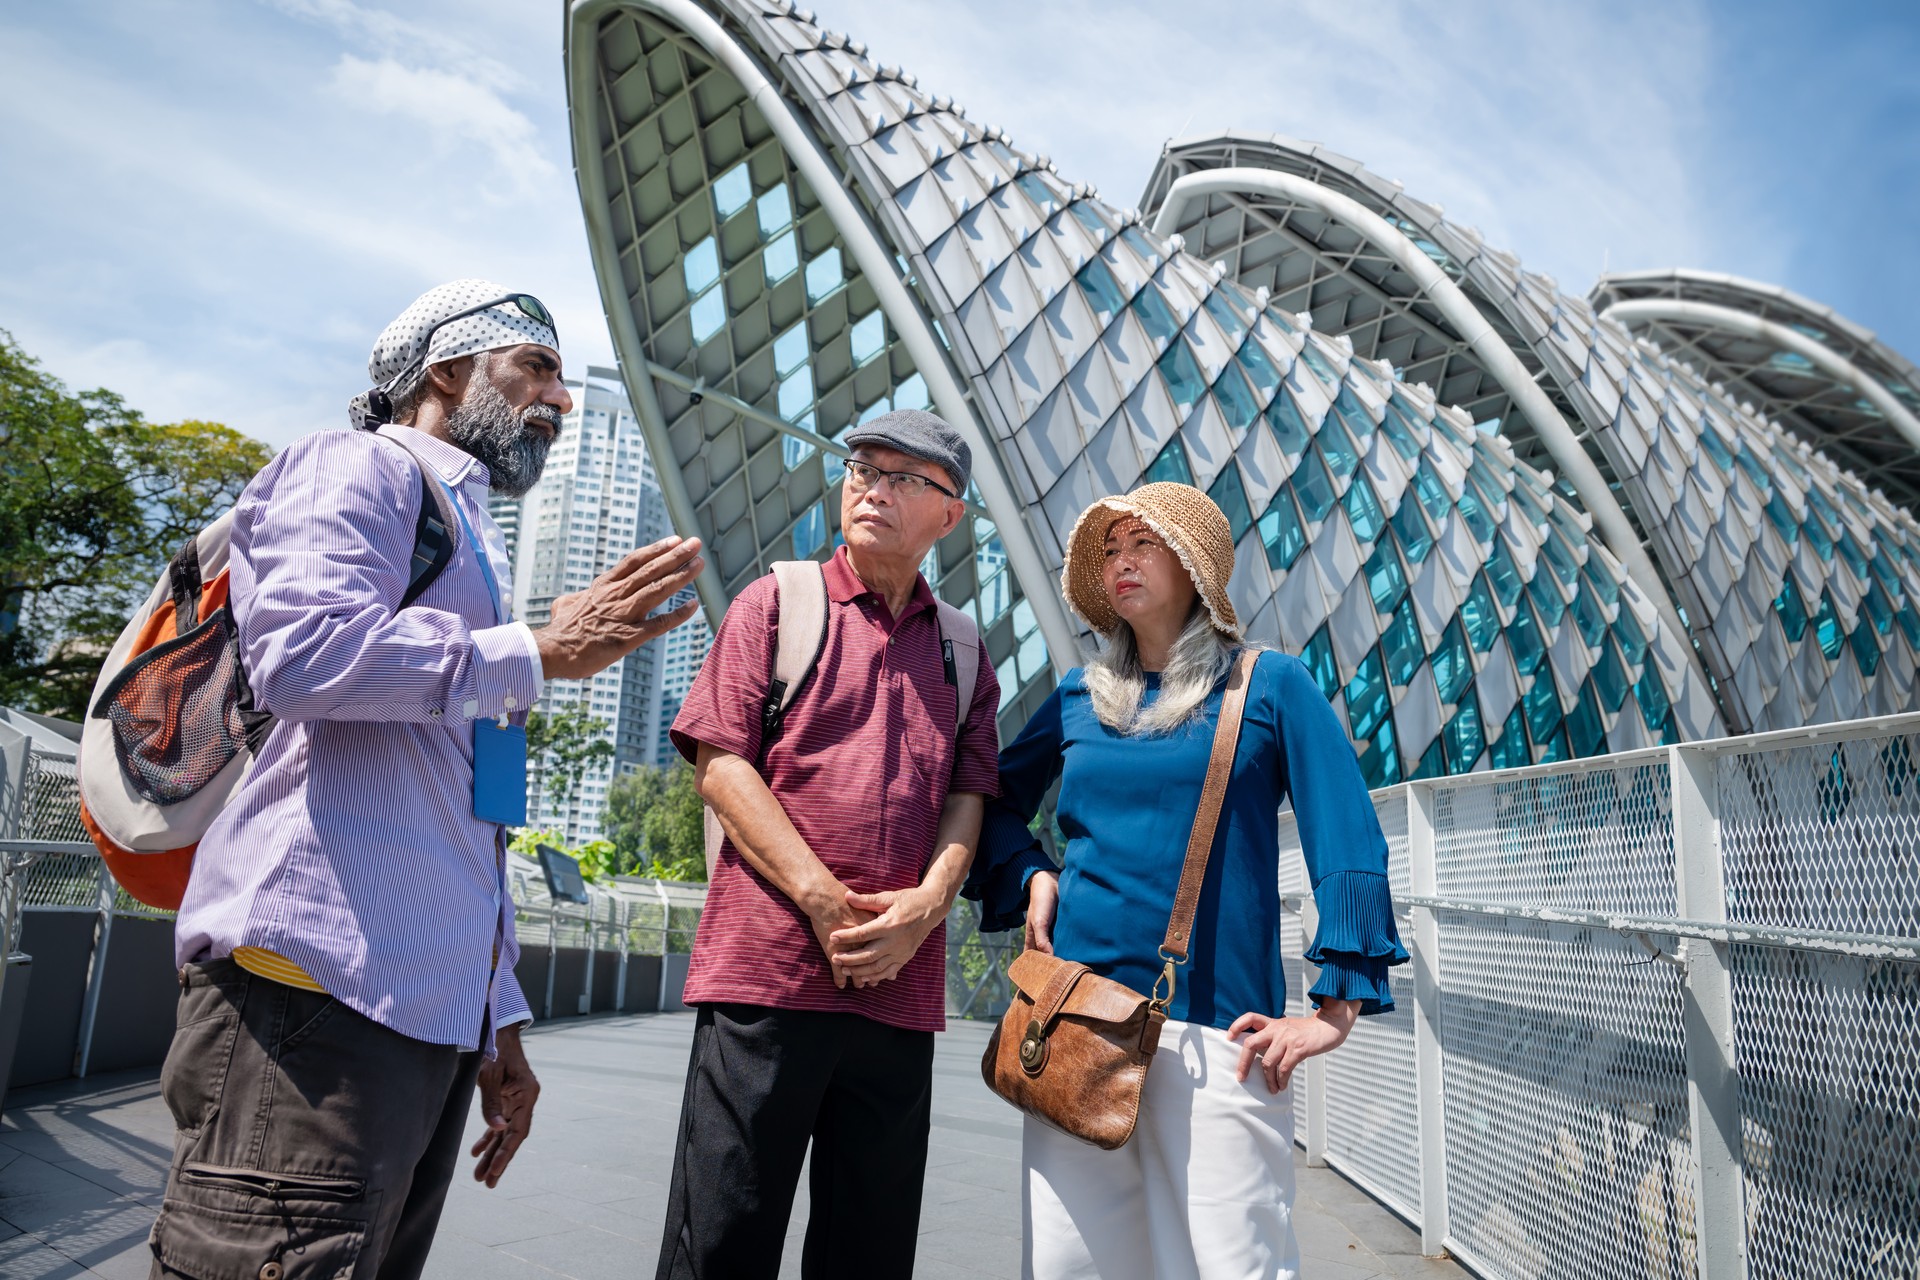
(0, 1013), (1468, 1278)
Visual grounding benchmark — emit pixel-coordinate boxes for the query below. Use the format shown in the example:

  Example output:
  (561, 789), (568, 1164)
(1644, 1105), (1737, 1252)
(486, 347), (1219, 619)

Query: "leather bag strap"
(1160, 648), (1258, 962)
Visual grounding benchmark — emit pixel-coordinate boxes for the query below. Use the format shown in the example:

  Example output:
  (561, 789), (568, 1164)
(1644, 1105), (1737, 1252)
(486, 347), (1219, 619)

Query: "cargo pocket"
(151, 1162), (373, 1280)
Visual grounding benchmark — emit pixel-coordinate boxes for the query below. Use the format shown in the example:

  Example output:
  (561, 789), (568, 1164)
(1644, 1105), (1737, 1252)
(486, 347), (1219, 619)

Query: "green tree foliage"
(524, 701), (615, 816)
(604, 760), (707, 882)
(0, 331), (272, 718)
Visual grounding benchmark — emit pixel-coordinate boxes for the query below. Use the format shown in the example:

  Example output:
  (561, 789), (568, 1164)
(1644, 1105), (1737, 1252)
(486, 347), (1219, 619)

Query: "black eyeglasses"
(842, 457), (958, 500)
(428, 293), (557, 345)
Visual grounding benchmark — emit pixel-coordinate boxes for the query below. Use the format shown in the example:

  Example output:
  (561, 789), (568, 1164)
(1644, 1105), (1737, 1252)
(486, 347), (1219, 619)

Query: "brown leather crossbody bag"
(980, 649), (1256, 1149)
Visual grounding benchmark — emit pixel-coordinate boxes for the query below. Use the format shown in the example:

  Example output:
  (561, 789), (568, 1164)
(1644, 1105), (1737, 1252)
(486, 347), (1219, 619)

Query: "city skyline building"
(562, 0), (1920, 782)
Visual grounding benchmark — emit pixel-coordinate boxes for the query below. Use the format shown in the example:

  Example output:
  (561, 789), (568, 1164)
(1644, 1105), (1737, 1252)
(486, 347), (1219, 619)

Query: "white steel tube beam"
(1602, 297), (1920, 455)
(1406, 782), (1451, 1257)
(1153, 170), (1702, 687)
(567, 0), (1082, 670)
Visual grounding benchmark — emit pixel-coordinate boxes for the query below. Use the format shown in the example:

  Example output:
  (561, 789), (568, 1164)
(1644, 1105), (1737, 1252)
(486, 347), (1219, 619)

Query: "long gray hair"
(1085, 604), (1240, 735)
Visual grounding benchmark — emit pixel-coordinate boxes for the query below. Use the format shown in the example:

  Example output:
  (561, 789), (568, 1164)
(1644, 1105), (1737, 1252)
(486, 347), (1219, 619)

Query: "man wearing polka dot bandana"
(149, 281), (707, 1280)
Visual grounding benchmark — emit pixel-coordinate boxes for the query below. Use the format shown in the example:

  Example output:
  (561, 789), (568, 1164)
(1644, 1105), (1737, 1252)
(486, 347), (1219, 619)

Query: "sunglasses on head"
(429, 293), (558, 344)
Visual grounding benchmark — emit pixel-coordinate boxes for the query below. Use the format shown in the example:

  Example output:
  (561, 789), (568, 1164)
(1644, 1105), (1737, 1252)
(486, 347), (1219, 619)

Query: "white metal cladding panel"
(1430, 760), (1678, 917)
(1320, 966), (1420, 1222)
(1436, 913), (1698, 1280)
(1715, 729), (1920, 939)
(1728, 945), (1920, 1279)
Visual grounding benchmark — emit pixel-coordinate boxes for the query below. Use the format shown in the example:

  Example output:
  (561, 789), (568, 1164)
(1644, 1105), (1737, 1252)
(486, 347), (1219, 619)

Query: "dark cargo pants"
(147, 958), (481, 1280)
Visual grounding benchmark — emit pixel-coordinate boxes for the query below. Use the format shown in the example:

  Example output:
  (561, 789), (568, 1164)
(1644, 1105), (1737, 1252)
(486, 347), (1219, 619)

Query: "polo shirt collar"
(823, 545), (937, 618)
(377, 423), (490, 489)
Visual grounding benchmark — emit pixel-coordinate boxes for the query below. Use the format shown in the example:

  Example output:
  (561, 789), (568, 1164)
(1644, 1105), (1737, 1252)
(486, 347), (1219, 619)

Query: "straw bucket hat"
(1061, 482), (1241, 638)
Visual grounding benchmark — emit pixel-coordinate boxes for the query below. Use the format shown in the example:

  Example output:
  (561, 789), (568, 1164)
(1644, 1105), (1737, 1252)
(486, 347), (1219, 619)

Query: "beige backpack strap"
(704, 561), (830, 879)
(934, 600), (980, 732)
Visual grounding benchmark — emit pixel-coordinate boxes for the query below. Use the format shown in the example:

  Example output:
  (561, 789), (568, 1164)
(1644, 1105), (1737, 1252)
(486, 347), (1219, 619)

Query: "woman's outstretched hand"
(1226, 999), (1360, 1094)
(1024, 871), (1059, 954)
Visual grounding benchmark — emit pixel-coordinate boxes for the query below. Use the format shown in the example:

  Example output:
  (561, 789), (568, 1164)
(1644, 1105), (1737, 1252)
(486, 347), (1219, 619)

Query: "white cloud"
(329, 54), (556, 197)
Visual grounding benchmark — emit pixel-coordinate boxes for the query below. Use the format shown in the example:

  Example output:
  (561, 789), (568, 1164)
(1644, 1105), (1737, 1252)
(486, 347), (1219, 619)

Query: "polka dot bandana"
(348, 279), (559, 429)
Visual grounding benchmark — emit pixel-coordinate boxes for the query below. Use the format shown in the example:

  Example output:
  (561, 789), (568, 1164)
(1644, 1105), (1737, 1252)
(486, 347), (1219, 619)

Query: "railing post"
(74, 858), (116, 1078)
(654, 880), (673, 1011)
(1670, 744), (1748, 1280)
(580, 892), (598, 1016)
(1408, 780), (1450, 1258)
(543, 902), (558, 1022)
(1299, 891), (1327, 1167)
(614, 896), (630, 1012)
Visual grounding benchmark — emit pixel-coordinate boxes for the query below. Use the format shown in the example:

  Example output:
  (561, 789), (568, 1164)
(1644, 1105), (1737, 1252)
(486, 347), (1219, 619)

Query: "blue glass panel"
(1806, 485), (1841, 533)
(783, 435), (814, 470)
(1301, 625), (1339, 701)
(1159, 340), (1206, 415)
(713, 162), (752, 219)
(1413, 737), (1447, 781)
(1201, 292), (1248, 343)
(1359, 716), (1401, 789)
(1365, 537), (1408, 612)
(1697, 424), (1735, 473)
(894, 373), (929, 410)
(1259, 488), (1307, 572)
(1454, 482), (1495, 544)
(1120, 226), (1165, 271)
(1734, 445), (1770, 490)
(1345, 477), (1386, 545)
(1485, 537), (1523, 607)
(1615, 605), (1648, 667)
(1570, 587), (1608, 650)
(1077, 258), (1127, 319)
(690, 289), (727, 344)
(1208, 462), (1255, 542)
(1530, 575), (1567, 628)
(1461, 575), (1500, 652)
(850, 311), (885, 366)
(764, 233), (805, 290)
(1591, 639), (1630, 712)
(1015, 172), (1061, 215)
(684, 236), (721, 294)
(1345, 649), (1390, 742)
(791, 501), (826, 559)
(1266, 391), (1312, 457)
(756, 185), (793, 237)
(805, 248), (844, 303)
(1069, 202), (1108, 239)
(1509, 480), (1547, 527)
(1850, 622), (1882, 678)
(1634, 663), (1670, 733)
(1871, 547), (1902, 594)
(1865, 582), (1893, 635)
(1392, 495), (1434, 565)
(1490, 705), (1529, 771)
(1132, 287), (1181, 344)
(1213, 364), (1261, 434)
(1812, 591), (1844, 659)
(1900, 605), (1920, 649)
(1838, 533), (1870, 582)
(778, 367), (814, 420)
(1567, 680), (1605, 758)
(1443, 690), (1483, 771)
(1802, 515), (1835, 563)
(1318, 417), (1360, 486)
(1525, 670), (1562, 743)
(1145, 438), (1194, 486)
(1539, 528), (1581, 586)
(1331, 389), (1377, 448)
(1291, 450), (1338, 525)
(1298, 342), (1340, 392)
(1537, 725), (1571, 765)
(1238, 342), (1282, 399)
(1411, 463), (1450, 525)
(1507, 599), (1546, 676)
(1432, 620), (1473, 705)
(1763, 492), (1800, 544)
(1381, 604), (1423, 687)
(1580, 562), (1620, 607)
(1378, 400), (1423, 460)
(774, 322), (809, 376)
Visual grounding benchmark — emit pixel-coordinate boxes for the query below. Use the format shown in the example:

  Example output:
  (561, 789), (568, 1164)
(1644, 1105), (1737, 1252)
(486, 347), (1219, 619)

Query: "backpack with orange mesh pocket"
(77, 439), (461, 909)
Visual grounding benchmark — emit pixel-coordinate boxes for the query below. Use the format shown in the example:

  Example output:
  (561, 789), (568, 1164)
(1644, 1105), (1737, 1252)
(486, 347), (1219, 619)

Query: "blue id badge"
(472, 718), (529, 826)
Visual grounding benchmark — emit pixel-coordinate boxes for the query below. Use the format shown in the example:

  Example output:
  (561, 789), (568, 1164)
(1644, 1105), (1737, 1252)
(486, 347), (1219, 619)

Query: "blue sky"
(2, 0), (1914, 450)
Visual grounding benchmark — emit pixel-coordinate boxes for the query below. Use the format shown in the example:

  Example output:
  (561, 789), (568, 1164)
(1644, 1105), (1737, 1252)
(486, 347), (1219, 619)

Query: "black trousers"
(656, 1004), (936, 1280)
(147, 958), (482, 1280)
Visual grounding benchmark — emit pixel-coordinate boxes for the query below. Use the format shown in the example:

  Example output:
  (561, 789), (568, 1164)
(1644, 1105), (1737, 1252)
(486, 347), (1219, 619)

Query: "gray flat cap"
(844, 408), (970, 494)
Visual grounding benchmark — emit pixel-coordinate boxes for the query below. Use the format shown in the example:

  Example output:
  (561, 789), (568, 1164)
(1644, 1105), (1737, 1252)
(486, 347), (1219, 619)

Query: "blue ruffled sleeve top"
(964, 649), (1409, 1030)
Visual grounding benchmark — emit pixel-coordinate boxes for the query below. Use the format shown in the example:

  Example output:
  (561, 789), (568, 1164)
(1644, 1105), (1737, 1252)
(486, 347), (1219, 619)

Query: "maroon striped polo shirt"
(670, 546), (1001, 1031)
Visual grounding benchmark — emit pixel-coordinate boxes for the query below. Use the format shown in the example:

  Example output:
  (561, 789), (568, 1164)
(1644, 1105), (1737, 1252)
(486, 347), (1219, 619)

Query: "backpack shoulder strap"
(401, 465), (459, 610)
(763, 560), (830, 749)
(934, 599), (980, 731)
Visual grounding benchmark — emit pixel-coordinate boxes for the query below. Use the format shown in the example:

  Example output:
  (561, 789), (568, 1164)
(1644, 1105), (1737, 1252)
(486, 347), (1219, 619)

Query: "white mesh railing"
(1282, 712), (1920, 1280)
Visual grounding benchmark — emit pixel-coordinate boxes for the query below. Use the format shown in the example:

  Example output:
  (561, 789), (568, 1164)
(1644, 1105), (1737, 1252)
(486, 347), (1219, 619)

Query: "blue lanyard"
(437, 476), (504, 625)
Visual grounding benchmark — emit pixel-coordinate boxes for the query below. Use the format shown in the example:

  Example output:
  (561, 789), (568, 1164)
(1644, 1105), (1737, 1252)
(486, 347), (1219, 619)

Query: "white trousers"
(1022, 1019), (1301, 1280)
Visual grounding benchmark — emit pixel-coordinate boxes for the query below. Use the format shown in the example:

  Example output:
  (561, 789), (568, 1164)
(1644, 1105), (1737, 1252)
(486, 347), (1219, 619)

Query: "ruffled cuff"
(1305, 870), (1410, 1016)
(961, 836), (1058, 934)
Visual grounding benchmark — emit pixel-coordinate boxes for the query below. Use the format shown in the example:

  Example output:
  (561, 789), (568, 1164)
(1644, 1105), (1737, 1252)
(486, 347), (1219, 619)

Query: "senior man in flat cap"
(148, 280), (705, 1280)
(658, 410), (1001, 1280)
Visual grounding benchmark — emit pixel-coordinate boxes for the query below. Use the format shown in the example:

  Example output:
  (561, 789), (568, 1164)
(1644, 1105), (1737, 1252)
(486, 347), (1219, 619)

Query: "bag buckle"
(1150, 947), (1185, 1011)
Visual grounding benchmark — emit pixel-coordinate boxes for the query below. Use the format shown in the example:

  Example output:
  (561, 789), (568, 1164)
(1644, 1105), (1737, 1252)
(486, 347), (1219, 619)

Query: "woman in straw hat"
(965, 482), (1407, 1279)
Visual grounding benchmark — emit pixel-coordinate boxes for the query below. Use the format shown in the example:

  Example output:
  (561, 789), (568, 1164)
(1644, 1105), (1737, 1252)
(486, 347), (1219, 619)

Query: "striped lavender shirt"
(174, 425), (543, 1053)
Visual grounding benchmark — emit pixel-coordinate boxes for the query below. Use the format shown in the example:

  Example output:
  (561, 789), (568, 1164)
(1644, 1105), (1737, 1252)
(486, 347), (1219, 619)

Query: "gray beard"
(445, 372), (557, 498)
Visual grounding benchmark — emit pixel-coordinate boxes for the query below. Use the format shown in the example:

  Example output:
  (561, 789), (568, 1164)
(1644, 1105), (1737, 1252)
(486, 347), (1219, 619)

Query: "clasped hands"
(808, 880), (946, 989)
